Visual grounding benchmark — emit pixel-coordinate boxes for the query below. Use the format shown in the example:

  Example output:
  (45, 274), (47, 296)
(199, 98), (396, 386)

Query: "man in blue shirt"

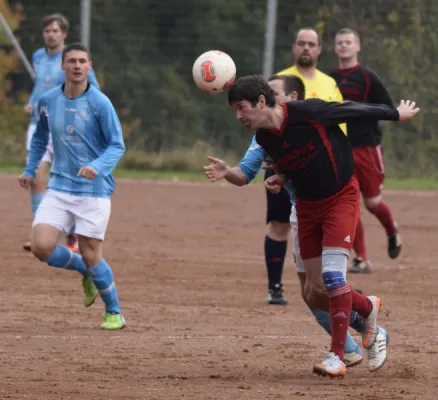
(18, 43), (126, 330)
(23, 13), (100, 252)
(204, 74), (388, 372)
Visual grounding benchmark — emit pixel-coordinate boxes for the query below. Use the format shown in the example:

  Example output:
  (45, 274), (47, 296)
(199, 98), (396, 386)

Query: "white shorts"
(33, 190), (111, 240)
(290, 205), (305, 273)
(26, 122), (54, 164)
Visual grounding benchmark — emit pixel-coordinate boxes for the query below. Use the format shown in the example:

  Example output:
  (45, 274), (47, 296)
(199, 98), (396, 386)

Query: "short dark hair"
(335, 27), (360, 44)
(41, 13), (69, 33)
(295, 28), (322, 46)
(62, 43), (91, 61)
(228, 75), (276, 108)
(268, 74), (305, 100)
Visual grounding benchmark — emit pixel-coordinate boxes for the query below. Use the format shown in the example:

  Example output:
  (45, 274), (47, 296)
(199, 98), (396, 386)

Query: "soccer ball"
(192, 50), (236, 93)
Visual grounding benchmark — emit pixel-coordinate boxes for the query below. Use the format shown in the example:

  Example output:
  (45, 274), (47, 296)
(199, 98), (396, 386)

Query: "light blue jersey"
(238, 135), (296, 205)
(24, 84), (125, 198)
(28, 47), (100, 123)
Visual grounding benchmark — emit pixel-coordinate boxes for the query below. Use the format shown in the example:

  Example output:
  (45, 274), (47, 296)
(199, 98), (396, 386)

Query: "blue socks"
(311, 308), (361, 354)
(45, 247), (120, 314)
(31, 192), (45, 216)
(45, 245), (90, 277)
(90, 259), (120, 314)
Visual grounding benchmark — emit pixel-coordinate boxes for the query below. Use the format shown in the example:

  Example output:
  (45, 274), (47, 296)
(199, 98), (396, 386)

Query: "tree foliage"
(0, 0), (28, 157)
(3, 0), (438, 175)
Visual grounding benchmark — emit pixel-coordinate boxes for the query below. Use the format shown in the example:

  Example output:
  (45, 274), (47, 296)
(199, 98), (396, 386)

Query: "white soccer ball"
(192, 50), (236, 93)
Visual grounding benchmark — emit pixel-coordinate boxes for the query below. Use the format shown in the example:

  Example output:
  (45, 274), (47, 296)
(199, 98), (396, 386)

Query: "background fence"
(1, 0), (437, 176)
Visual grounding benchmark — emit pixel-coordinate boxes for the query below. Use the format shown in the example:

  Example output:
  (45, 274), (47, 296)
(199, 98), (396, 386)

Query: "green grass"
(118, 171), (438, 190)
(383, 177), (438, 190)
(3, 161), (438, 190)
(113, 169), (208, 181)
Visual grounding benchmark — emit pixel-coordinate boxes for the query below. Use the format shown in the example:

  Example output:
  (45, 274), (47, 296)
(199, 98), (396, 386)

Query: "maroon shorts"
(295, 177), (360, 260)
(353, 145), (385, 198)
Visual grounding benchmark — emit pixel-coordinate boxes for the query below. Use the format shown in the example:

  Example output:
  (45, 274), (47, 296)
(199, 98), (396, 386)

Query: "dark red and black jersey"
(256, 99), (399, 201)
(331, 64), (394, 148)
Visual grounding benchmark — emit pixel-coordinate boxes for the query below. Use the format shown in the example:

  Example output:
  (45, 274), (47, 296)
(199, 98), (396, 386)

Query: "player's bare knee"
(267, 221), (290, 241)
(77, 236), (103, 267)
(31, 237), (56, 261)
(79, 244), (102, 267)
(364, 195), (382, 210)
(31, 224), (61, 261)
(80, 251), (100, 268)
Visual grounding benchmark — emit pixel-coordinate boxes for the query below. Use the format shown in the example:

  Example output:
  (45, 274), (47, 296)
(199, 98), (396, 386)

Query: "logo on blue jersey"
(75, 109), (90, 121)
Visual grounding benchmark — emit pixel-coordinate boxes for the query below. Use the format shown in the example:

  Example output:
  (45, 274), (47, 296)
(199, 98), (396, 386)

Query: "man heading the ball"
(260, 28), (345, 305)
(227, 74), (419, 377)
(205, 74), (388, 373)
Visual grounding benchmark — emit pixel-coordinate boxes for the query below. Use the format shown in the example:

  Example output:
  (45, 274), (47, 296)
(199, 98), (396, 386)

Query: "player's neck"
(337, 58), (359, 70)
(64, 81), (88, 99)
(295, 65), (316, 80)
(262, 105), (284, 131)
(46, 43), (65, 56)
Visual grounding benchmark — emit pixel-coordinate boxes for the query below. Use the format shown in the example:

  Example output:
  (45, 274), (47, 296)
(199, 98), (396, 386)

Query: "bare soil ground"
(0, 175), (436, 399)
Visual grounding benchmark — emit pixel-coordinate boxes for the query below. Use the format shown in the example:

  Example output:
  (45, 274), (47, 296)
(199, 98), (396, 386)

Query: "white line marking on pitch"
(11, 334), (310, 340)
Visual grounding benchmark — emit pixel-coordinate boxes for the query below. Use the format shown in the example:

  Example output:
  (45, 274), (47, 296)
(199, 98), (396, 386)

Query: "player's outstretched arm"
(204, 135), (266, 186)
(88, 98), (126, 177)
(23, 100), (50, 179)
(289, 98), (419, 125)
(204, 157), (247, 186)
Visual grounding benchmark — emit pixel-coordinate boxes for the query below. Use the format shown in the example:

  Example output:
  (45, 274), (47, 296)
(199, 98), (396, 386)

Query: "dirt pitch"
(1, 175), (437, 400)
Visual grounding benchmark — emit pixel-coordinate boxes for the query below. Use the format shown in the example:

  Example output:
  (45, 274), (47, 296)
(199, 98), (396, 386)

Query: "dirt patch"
(0, 175), (436, 399)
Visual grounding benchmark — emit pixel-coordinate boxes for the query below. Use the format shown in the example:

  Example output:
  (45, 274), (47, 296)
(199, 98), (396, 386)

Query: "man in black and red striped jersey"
(331, 28), (401, 274)
(227, 74), (419, 378)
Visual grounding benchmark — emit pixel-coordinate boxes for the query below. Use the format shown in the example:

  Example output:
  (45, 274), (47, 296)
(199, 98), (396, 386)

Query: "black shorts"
(264, 169), (292, 224)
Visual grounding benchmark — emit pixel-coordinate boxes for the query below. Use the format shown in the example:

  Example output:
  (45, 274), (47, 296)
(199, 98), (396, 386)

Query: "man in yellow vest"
(277, 28), (343, 102)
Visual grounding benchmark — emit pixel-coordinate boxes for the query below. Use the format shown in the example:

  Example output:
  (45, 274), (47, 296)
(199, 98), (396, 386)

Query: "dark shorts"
(264, 169), (292, 224)
(295, 177), (360, 260)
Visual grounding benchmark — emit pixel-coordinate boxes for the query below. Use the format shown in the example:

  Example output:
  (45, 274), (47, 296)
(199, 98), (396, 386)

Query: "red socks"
(351, 286), (372, 318)
(328, 285), (352, 360)
(366, 201), (396, 237)
(328, 285), (373, 360)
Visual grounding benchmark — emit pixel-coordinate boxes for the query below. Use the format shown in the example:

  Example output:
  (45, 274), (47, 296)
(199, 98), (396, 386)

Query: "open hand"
(397, 100), (420, 121)
(203, 156), (229, 182)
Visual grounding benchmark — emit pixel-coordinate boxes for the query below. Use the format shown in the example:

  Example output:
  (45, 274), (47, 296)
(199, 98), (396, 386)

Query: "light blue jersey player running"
(204, 74), (388, 372)
(23, 13), (100, 252)
(18, 43), (126, 330)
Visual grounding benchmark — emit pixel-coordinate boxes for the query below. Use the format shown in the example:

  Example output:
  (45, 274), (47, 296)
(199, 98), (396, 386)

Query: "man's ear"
(258, 94), (267, 107)
(288, 91), (298, 101)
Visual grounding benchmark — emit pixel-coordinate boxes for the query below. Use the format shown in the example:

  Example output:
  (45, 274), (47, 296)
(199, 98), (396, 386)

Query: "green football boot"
(82, 276), (98, 307)
(100, 313), (126, 330)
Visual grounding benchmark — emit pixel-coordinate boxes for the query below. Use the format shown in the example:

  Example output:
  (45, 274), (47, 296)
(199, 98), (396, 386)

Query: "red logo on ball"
(200, 60), (216, 82)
